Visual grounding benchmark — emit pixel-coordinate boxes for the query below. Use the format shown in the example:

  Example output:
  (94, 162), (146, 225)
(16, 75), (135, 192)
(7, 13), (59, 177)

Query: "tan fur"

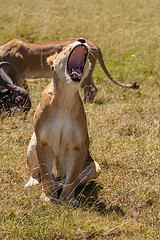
(25, 40), (101, 206)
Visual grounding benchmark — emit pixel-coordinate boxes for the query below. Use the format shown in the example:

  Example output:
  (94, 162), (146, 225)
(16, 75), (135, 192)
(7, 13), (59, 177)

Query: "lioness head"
(47, 38), (90, 87)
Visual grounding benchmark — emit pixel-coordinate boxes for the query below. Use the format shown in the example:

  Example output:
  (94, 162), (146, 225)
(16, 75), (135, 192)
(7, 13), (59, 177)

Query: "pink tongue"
(72, 68), (84, 78)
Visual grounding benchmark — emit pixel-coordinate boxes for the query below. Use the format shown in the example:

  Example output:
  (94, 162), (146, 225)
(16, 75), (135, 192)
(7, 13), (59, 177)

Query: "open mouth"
(67, 45), (88, 82)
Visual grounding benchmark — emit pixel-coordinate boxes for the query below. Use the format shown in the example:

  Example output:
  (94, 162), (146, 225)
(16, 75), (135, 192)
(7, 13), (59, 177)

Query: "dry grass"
(0, 0), (160, 239)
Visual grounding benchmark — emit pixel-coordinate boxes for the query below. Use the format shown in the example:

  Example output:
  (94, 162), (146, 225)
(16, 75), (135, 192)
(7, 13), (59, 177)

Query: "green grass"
(0, 0), (160, 239)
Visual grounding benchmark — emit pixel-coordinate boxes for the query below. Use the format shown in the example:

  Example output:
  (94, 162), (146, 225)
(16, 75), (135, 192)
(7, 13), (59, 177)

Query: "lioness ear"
(47, 52), (58, 70)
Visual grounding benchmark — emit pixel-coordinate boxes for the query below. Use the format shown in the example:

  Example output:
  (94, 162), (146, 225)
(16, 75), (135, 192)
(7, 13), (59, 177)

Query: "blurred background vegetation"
(0, 0), (160, 239)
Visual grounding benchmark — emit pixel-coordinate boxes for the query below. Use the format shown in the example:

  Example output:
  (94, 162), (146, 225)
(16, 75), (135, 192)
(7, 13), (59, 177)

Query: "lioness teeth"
(76, 69), (83, 75)
(71, 68), (84, 78)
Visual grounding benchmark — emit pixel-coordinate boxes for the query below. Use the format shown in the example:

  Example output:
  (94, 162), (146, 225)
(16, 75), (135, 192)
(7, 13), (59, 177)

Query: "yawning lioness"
(25, 38), (101, 206)
(0, 38), (139, 102)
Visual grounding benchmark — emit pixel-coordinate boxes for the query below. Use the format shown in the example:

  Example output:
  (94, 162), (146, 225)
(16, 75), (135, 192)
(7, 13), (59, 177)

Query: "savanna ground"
(0, 0), (160, 239)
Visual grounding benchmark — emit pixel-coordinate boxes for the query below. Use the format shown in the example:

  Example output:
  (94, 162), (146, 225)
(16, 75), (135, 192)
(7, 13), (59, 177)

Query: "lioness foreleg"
(78, 160), (101, 186)
(36, 143), (58, 200)
(59, 157), (101, 206)
(25, 133), (40, 187)
(59, 150), (84, 204)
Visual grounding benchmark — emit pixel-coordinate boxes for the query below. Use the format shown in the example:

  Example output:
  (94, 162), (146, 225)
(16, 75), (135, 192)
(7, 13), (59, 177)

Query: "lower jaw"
(71, 77), (82, 82)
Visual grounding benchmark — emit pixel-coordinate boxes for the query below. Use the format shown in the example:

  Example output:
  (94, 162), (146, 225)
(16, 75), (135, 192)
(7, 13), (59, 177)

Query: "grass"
(0, 0), (160, 239)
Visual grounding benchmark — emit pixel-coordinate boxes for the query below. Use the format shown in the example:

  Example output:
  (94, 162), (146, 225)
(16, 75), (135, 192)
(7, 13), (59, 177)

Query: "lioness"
(0, 38), (139, 102)
(25, 38), (101, 206)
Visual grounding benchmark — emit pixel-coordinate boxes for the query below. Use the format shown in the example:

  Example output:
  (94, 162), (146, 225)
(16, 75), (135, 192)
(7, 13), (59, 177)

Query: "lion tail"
(97, 48), (139, 89)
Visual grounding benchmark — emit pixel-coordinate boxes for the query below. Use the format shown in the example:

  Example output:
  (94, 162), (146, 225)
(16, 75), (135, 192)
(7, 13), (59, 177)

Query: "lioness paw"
(25, 176), (39, 187)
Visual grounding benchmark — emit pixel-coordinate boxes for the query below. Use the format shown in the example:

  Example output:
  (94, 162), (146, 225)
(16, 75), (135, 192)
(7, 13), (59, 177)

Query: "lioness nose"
(78, 38), (86, 44)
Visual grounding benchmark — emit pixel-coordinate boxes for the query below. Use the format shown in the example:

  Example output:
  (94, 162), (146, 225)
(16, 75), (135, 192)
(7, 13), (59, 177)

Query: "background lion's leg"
(81, 53), (98, 102)
(89, 82), (98, 102)
(82, 73), (98, 102)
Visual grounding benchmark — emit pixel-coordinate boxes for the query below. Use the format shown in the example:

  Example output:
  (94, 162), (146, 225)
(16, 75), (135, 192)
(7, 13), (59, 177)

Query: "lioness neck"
(51, 72), (81, 110)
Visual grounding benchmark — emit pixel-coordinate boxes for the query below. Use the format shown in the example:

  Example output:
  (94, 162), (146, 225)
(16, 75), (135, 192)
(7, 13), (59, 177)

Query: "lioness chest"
(40, 109), (83, 179)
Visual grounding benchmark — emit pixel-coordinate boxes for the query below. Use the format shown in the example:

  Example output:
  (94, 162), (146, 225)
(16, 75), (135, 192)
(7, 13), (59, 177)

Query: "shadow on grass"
(93, 99), (104, 105)
(75, 182), (125, 216)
